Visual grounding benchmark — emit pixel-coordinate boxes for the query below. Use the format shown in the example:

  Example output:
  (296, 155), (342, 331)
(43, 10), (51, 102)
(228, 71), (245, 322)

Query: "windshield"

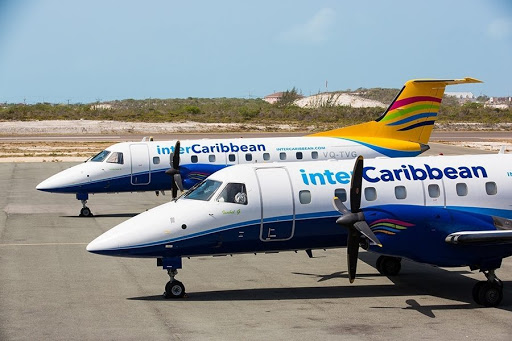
(90, 150), (111, 162)
(184, 179), (222, 201)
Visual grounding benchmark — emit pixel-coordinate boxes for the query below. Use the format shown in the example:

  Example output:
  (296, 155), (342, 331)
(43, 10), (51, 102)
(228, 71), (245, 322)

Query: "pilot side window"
(280, 152), (287, 160)
(335, 188), (347, 202)
(263, 153), (270, 161)
(184, 179), (222, 201)
(106, 152), (124, 164)
(216, 183), (247, 205)
(228, 154), (236, 162)
(428, 184), (440, 198)
(245, 153), (252, 162)
(364, 187), (377, 201)
(209, 154), (216, 162)
(394, 185), (407, 200)
(191, 155), (198, 163)
(456, 183), (468, 196)
(296, 152), (303, 160)
(90, 150), (110, 162)
(486, 182), (497, 195)
(311, 151), (318, 159)
(299, 190), (311, 204)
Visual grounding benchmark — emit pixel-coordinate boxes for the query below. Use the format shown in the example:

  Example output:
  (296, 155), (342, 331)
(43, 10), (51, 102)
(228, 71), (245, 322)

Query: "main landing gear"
(163, 269), (186, 299)
(472, 270), (503, 307)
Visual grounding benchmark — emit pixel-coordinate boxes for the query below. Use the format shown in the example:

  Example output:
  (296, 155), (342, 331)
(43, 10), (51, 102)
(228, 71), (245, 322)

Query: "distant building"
(90, 103), (113, 110)
(263, 92), (284, 104)
(485, 97), (511, 109)
(445, 92), (475, 99)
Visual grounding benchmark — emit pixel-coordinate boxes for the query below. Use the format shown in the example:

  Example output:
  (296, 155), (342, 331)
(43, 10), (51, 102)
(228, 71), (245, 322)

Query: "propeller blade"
(172, 141), (181, 169)
(354, 221), (382, 247)
(347, 228), (360, 283)
(350, 155), (364, 213)
(174, 173), (184, 191)
(333, 196), (350, 215)
(171, 181), (178, 199)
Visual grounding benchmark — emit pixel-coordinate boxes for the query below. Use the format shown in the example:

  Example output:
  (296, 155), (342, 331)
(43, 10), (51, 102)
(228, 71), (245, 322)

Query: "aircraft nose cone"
(86, 233), (120, 254)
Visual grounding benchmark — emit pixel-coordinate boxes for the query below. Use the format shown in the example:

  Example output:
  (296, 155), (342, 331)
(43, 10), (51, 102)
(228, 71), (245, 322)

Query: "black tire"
(164, 280), (186, 299)
(477, 282), (503, 307)
(80, 207), (93, 217)
(376, 256), (385, 274)
(379, 256), (401, 276)
(472, 281), (485, 305)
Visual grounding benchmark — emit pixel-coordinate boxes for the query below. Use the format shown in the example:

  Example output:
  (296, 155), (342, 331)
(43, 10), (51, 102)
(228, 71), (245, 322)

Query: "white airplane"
(36, 78), (481, 216)
(87, 152), (512, 307)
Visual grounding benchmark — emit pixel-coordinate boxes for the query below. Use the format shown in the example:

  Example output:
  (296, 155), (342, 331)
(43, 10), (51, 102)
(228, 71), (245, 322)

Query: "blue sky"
(0, 0), (511, 104)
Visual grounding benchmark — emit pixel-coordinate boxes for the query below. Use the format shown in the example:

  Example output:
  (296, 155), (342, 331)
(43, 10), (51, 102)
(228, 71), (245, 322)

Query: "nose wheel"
(79, 200), (93, 217)
(163, 269), (186, 299)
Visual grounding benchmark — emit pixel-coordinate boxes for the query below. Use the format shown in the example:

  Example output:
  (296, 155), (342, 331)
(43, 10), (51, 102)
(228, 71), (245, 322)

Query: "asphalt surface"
(1, 142), (512, 340)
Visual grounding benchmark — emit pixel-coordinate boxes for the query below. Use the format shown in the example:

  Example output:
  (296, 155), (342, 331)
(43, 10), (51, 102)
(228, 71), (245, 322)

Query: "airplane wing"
(445, 216), (512, 245)
(445, 230), (512, 245)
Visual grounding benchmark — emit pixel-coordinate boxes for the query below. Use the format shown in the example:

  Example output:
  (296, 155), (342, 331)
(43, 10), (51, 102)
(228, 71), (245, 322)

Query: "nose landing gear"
(163, 269), (186, 299)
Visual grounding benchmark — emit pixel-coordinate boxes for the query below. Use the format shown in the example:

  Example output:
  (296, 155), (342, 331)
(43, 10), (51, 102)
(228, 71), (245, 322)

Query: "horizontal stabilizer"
(445, 230), (512, 245)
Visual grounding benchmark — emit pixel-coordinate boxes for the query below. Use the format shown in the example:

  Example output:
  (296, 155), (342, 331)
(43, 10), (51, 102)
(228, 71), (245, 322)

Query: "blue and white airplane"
(36, 78), (481, 216)
(87, 152), (512, 307)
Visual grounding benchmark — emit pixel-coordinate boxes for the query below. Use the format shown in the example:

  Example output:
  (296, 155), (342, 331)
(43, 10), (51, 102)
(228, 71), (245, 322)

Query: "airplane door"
(130, 144), (150, 185)
(256, 168), (295, 241)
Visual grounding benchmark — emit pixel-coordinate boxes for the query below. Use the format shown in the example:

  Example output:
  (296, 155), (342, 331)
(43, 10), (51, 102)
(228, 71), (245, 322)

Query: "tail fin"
(309, 77), (482, 149)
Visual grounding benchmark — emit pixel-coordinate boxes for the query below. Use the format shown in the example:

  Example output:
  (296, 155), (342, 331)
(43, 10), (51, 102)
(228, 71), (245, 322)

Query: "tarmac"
(1, 142), (512, 340)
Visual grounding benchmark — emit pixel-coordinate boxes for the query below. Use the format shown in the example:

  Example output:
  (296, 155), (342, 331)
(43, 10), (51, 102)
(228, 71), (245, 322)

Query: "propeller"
(165, 140), (184, 199)
(333, 155), (382, 283)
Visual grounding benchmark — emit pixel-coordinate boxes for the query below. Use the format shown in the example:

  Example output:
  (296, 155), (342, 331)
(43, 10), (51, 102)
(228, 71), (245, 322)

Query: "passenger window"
(456, 183), (468, 196)
(299, 190), (311, 204)
(106, 152), (124, 164)
(311, 151), (318, 159)
(209, 154), (216, 162)
(245, 153), (252, 162)
(335, 188), (347, 202)
(394, 185), (407, 199)
(191, 155), (198, 163)
(263, 153), (270, 161)
(486, 182), (497, 195)
(228, 154), (236, 162)
(280, 152), (287, 160)
(428, 184), (440, 198)
(216, 183), (248, 205)
(364, 187), (377, 201)
(153, 156), (160, 165)
(296, 152), (303, 160)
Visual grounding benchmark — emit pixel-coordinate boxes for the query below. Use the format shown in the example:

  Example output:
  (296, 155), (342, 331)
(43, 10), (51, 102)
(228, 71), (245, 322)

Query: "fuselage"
(36, 136), (425, 195)
(87, 154), (512, 270)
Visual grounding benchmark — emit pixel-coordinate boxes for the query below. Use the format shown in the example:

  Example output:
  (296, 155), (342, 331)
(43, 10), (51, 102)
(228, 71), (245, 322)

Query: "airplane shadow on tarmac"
(129, 252), (512, 317)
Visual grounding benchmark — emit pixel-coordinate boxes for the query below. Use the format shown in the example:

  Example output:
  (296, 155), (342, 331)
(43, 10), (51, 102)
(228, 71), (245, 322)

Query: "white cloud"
(278, 8), (336, 44)
(487, 18), (512, 40)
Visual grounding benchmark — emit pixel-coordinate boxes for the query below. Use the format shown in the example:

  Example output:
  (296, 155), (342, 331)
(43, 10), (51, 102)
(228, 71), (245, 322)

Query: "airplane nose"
(86, 234), (119, 254)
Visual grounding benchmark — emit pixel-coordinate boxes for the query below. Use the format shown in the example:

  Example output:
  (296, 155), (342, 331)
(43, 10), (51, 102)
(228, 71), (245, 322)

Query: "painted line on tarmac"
(0, 242), (88, 246)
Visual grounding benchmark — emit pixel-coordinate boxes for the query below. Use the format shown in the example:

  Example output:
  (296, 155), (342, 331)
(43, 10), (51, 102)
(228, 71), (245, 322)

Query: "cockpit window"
(106, 152), (124, 164)
(216, 183), (247, 205)
(184, 179), (222, 201)
(90, 150), (111, 162)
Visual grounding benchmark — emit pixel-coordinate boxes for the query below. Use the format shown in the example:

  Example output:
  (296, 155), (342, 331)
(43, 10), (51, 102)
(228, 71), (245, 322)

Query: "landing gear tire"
(474, 281), (503, 307)
(376, 256), (401, 276)
(472, 281), (485, 305)
(80, 207), (93, 217)
(164, 280), (186, 299)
